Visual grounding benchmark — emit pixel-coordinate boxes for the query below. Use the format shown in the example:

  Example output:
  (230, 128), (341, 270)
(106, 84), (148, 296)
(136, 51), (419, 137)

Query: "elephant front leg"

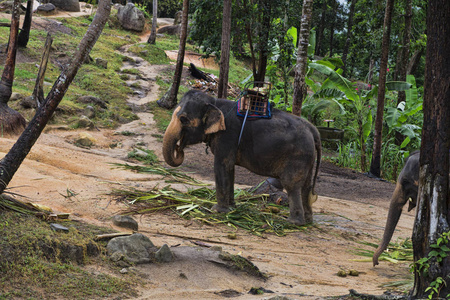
(211, 159), (236, 213)
(286, 186), (306, 226)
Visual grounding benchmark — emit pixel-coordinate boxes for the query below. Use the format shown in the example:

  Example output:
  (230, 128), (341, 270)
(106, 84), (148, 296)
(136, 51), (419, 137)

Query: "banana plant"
(384, 75), (422, 148)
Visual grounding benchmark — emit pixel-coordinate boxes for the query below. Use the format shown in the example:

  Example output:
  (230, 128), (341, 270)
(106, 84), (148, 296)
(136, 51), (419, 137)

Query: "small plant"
(412, 231), (450, 299)
(127, 148), (159, 165)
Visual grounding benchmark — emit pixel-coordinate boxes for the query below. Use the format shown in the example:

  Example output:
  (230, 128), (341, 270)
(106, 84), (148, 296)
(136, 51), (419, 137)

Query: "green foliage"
(412, 231), (450, 299)
(0, 210), (137, 299)
(127, 147), (159, 165)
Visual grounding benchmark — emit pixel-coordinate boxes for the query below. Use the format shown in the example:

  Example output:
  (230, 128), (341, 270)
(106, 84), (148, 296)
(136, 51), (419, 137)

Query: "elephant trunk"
(373, 184), (405, 266)
(162, 107), (185, 167)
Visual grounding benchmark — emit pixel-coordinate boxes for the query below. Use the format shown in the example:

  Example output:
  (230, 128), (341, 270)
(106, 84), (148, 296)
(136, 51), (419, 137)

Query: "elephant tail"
(311, 131), (322, 196)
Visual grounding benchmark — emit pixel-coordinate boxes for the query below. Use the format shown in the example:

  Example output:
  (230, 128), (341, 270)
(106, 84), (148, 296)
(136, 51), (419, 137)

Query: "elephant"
(373, 151), (420, 266)
(162, 90), (322, 226)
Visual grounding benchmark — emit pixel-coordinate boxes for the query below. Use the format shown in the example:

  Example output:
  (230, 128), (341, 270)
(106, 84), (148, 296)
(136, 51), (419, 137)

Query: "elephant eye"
(179, 115), (190, 125)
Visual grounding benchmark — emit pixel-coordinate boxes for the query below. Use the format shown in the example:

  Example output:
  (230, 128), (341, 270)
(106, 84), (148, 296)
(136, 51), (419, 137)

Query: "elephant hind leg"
(285, 185), (306, 226)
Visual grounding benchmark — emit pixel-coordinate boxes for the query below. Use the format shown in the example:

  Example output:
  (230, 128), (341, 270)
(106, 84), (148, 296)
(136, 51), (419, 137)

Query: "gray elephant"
(162, 90), (321, 226)
(373, 151), (420, 266)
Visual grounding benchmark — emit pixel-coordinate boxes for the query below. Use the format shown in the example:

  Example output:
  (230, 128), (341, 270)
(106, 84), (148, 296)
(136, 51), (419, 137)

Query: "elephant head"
(162, 90), (226, 167)
(372, 151), (419, 266)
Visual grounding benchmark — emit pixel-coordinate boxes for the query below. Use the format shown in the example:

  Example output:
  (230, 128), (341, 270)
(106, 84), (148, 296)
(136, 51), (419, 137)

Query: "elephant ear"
(203, 104), (226, 134)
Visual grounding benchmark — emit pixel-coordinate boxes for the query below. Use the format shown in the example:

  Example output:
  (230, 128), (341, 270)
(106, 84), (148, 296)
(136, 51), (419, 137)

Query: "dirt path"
(0, 31), (414, 299)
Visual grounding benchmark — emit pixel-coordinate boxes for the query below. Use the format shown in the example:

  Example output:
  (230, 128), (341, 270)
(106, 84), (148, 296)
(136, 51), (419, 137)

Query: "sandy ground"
(0, 5), (415, 299)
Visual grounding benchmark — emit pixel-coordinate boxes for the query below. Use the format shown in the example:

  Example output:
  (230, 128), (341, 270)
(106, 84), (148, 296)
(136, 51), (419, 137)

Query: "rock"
(75, 132), (96, 147)
(157, 25), (181, 36)
(95, 57), (108, 69)
(117, 3), (145, 32)
(107, 233), (156, 264)
(83, 105), (95, 119)
(50, 223), (69, 232)
(112, 215), (139, 231)
(36, 3), (56, 15)
(48, 0), (80, 12)
(155, 244), (174, 263)
(78, 95), (108, 109)
(76, 116), (95, 130)
(9, 92), (24, 101)
(174, 11), (182, 25)
(19, 96), (37, 109)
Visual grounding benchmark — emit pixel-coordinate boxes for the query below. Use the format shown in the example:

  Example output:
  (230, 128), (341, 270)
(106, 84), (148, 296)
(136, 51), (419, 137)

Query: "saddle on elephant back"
(237, 81), (272, 119)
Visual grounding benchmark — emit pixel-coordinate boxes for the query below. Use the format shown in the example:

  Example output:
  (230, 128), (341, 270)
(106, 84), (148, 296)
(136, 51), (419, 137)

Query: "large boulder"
(117, 3), (145, 32)
(107, 233), (156, 265)
(48, 0), (80, 12)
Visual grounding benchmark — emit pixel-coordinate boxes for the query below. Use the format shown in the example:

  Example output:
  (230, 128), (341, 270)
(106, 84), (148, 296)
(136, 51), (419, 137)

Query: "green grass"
(0, 209), (138, 299)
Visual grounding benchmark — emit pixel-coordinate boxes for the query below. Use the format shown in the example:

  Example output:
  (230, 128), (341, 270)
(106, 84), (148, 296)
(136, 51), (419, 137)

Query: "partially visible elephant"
(162, 90), (321, 226)
(373, 151), (420, 266)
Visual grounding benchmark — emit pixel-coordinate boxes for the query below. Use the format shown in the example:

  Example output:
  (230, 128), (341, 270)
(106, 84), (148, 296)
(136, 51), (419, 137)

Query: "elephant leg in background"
(301, 170), (314, 224)
(211, 154), (236, 212)
(284, 184), (307, 226)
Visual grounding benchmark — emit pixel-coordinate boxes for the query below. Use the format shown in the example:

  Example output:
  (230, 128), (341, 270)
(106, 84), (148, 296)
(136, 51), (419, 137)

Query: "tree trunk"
(411, 0), (450, 297)
(0, 0), (26, 136)
(32, 33), (53, 107)
(253, 0), (272, 83)
(369, 0), (395, 178)
(328, 0), (337, 57)
(157, 0), (189, 109)
(147, 0), (157, 44)
(315, 0), (327, 57)
(18, 0), (33, 47)
(217, 0), (232, 99)
(342, 0), (356, 76)
(292, 0), (313, 117)
(393, 0), (412, 148)
(407, 46), (424, 76)
(0, 0), (112, 194)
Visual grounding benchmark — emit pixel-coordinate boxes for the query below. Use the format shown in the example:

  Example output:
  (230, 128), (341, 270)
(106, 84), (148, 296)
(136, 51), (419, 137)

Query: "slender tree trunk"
(342, 0), (356, 76)
(328, 0), (338, 56)
(147, 0), (157, 44)
(0, 0), (26, 136)
(369, 0), (395, 178)
(315, 0), (327, 57)
(32, 33), (53, 107)
(157, 0), (189, 109)
(393, 0), (412, 149)
(18, 0), (33, 47)
(0, 0), (112, 194)
(217, 0), (232, 99)
(407, 46), (424, 75)
(411, 0), (450, 297)
(292, 0), (313, 117)
(253, 0), (272, 83)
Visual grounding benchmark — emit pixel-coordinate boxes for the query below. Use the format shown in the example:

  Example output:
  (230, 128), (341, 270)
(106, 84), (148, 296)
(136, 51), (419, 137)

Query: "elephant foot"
(287, 217), (306, 226)
(212, 204), (231, 213)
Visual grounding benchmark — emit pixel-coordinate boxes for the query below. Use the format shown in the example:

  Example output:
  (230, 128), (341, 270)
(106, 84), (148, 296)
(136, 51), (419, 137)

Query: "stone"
(48, 0), (80, 12)
(19, 96), (37, 109)
(9, 92), (24, 101)
(78, 95), (108, 109)
(83, 105), (95, 119)
(112, 215), (139, 231)
(36, 3), (56, 15)
(155, 244), (174, 263)
(117, 3), (145, 32)
(107, 233), (156, 264)
(50, 223), (69, 232)
(173, 11), (182, 25)
(75, 132), (96, 147)
(95, 57), (108, 69)
(157, 25), (181, 36)
(76, 116), (95, 130)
